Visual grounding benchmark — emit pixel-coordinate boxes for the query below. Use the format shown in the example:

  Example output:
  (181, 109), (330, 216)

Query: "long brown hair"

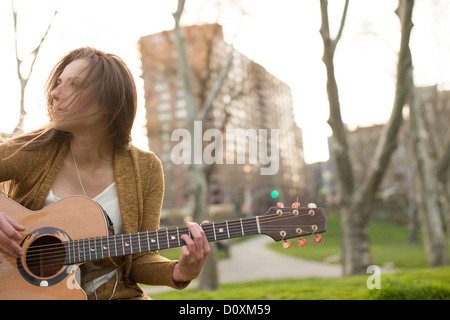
(5, 47), (137, 152)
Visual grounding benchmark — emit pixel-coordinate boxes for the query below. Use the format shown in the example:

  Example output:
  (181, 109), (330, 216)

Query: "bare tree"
(172, 0), (235, 291)
(8, 0), (58, 135)
(319, 0), (416, 275)
(409, 84), (449, 265)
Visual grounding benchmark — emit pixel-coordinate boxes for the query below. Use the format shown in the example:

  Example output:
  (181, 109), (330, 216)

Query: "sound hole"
(25, 235), (66, 278)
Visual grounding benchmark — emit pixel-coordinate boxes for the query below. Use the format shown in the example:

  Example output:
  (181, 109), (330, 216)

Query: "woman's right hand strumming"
(0, 212), (25, 261)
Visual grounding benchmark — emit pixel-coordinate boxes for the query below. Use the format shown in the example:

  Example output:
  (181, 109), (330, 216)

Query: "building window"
(155, 82), (169, 92)
(158, 92), (171, 101)
(158, 112), (172, 121)
(175, 99), (186, 108)
(157, 102), (171, 111)
(175, 109), (187, 119)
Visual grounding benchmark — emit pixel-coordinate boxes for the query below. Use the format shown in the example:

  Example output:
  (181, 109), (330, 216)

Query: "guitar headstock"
(258, 202), (327, 248)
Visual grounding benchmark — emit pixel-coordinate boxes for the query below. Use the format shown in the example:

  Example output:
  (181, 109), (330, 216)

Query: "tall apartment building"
(139, 24), (305, 216)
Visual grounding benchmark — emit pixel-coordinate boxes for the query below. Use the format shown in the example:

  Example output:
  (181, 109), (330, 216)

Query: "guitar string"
(19, 211), (315, 257)
(20, 211), (316, 259)
(14, 223), (324, 272)
(10, 212), (323, 269)
(12, 212), (322, 269)
(39, 208), (318, 252)
(2, 229), (325, 271)
(9, 212), (323, 269)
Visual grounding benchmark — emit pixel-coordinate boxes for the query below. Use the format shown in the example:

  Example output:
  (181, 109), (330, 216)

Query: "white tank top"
(44, 182), (123, 297)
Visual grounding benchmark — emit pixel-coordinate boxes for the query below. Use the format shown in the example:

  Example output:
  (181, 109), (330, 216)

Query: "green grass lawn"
(150, 214), (450, 300)
(151, 266), (450, 300)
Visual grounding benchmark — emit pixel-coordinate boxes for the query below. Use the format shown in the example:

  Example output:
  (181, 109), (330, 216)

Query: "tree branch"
(26, 8), (58, 81)
(172, 0), (196, 129)
(10, 0), (58, 134)
(334, 0), (350, 47)
(319, 0), (354, 202)
(354, 0), (414, 217)
(198, 45), (234, 122)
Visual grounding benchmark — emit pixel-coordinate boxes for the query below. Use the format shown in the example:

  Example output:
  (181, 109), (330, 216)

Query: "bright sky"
(1, 0), (449, 163)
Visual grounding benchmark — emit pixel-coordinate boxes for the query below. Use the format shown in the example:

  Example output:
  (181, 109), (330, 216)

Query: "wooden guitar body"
(0, 196), (108, 300)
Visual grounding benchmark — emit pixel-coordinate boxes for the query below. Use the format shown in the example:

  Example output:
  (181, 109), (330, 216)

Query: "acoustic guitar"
(0, 195), (326, 299)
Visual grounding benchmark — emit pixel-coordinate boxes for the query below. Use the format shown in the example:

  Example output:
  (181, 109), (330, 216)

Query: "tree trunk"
(319, 0), (418, 275)
(171, 0), (236, 290)
(408, 77), (448, 267)
(409, 100), (448, 266)
(192, 164), (219, 291)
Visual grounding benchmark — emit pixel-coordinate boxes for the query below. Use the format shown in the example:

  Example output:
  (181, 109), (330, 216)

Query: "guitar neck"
(65, 216), (260, 265)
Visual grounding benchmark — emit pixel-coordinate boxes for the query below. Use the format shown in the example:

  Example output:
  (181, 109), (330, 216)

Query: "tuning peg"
(297, 238), (306, 247)
(291, 201), (300, 208)
(276, 202), (284, 208)
(307, 203), (317, 208)
(314, 235), (322, 243)
(282, 240), (292, 249)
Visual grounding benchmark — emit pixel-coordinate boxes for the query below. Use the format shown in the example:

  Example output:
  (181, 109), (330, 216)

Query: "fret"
(92, 238), (96, 260)
(77, 240), (82, 262)
(79, 239), (84, 262)
(166, 228), (170, 249)
(72, 240), (75, 263)
(112, 236), (116, 257)
(146, 231), (151, 251)
(68, 241), (73, 264)
(77, 240), (81, 262)
(107, 235), (111, 258)
(240, 218), (245, 236)
(137, 233), (141, 253)
(212, 222), (217, 241)
(76, 239), (81, 262)
(101, 238), (106, 258)
(226, 220), (230, 238)
(139, 232), (145, 252)
(129, 234), (133, 254)
(145, 232), (151, 252)
(84, 239), (89, 261)
(121, 235), (127, 255)
(89, 239), (93, 259)
(101, 237), (107, 258)
(177, 227), (180, 247)
(78, 239), (82, 262)
(255, 216), (261, 234)
(108, 238), (113, 258)
(156, 229), (160, 250)
(73, 240), (77, 263)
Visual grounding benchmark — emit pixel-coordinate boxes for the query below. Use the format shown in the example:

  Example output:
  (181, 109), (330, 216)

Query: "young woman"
(0, 47), (210, 300)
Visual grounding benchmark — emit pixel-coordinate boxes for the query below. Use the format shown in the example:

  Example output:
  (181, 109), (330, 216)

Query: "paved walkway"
(144, 235), (341, 296)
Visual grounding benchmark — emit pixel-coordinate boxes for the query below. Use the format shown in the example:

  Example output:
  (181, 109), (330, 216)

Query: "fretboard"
(64, 216), (260, 265)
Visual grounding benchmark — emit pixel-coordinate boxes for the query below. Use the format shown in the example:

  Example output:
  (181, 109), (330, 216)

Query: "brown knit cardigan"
(0, 137), (189, 299)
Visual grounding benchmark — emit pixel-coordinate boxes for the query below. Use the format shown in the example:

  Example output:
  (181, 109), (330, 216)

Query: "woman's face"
(50, 59), (106, 134)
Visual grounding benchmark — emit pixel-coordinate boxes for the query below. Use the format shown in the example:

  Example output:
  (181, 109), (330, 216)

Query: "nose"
(51, 83), (63, 102)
